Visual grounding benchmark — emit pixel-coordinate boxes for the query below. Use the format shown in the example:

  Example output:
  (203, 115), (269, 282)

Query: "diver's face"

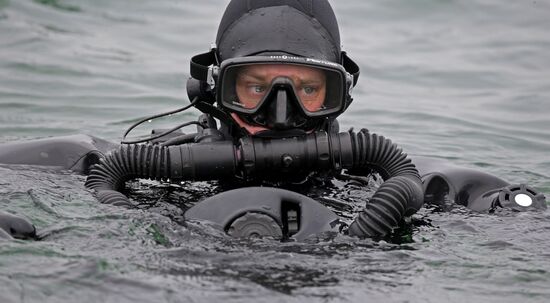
(233, 64), (326, 134)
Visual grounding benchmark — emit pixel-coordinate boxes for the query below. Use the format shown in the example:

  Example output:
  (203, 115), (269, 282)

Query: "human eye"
(252, 85), (266, 93)
(302, 85), (319, 96)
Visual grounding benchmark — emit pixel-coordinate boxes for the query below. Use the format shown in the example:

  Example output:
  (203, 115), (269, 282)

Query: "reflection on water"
(1, 0), (550, 302)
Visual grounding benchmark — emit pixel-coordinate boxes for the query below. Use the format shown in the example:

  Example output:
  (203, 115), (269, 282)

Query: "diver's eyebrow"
(238, 72), (265, 81)
(300, 79), (324, 86)
(301, 79), (324, 84)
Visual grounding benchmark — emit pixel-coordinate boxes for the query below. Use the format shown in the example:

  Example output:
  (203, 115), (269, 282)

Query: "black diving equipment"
(419, 161), (548, 212)
(185, 187), (342, 241)
(85, 130), (425, 239)
(217, 56), (353, 116)
(212, 56), (354, 130)
(188, 47), (359, 117)
(0, 132), (547, 241)
(0, 210), (36, 240)
(188, 49), (360, 132)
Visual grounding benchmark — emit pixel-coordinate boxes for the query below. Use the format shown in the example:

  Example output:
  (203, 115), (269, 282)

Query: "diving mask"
(189, 49), (360, 132)
(216, 56), (353, 120)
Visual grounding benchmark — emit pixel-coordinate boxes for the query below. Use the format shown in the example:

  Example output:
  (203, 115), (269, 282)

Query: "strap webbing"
(342, 52), (360, 87)
(190, 50), (217, 81)
(191, 49), (360, 86)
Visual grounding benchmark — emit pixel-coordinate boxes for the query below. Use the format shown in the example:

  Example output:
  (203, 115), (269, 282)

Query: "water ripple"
(1, 0), (550, 302)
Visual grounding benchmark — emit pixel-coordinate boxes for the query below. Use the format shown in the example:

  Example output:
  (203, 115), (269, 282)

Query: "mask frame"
(189, 48), (360, 135)
(214, 56), (353, 120)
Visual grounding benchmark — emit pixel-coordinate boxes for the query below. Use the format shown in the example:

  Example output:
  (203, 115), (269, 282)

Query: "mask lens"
(234, 69), (270, 110)
(220, 61), (345, 117)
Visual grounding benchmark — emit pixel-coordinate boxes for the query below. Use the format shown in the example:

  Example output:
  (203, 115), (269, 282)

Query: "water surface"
(1, 0), (549, 302)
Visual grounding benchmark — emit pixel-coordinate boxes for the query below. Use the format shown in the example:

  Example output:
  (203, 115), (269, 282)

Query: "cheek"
(235, 85), (246, 100)
(302, 88), (326, 112)
(235, 85), (258, 108)
(303, 100), (323, 112)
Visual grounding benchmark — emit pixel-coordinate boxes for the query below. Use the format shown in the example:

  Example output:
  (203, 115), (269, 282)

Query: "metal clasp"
(206, 65), (219, 90)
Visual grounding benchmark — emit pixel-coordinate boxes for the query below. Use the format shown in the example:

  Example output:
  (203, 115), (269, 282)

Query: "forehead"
(238, 64), (325, 78)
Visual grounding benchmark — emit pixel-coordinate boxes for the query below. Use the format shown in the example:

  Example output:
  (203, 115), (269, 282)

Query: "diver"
(0, 0), (546, 241)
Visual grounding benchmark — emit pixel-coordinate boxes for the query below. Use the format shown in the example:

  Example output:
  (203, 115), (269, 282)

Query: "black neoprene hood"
(215, 0), (342, 63)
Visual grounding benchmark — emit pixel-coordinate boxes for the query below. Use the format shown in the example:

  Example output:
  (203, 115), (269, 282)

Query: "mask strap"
(190, 49), (218, 81)
(342, 52), (360, 87)
(190, 49), (239, 131)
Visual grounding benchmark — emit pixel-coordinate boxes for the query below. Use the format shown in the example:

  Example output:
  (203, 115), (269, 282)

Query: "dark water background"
(1, 0), (550, 302)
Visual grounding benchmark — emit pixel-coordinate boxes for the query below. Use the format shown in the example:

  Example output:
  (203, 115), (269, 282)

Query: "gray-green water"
(1, 0), (550, 302)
